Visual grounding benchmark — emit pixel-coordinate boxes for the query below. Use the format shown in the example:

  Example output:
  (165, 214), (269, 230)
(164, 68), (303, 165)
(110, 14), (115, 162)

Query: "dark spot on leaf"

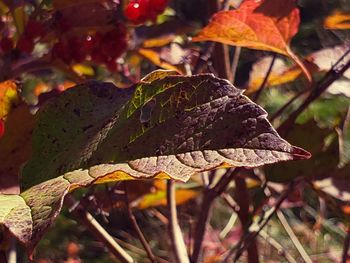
(140, 99), (156, 125)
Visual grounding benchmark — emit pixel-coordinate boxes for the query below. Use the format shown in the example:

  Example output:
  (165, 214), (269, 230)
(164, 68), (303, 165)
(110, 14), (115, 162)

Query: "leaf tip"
(291, 146), (312, 160)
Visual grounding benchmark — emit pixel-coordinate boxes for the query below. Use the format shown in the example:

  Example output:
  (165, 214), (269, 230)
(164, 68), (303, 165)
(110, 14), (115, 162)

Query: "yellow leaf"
(324, 10), (350, 30)
(138, 48), (184, 74)
(0, 80), (18, 120)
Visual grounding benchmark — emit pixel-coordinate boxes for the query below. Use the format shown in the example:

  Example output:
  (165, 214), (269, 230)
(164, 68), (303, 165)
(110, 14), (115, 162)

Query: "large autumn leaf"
(193, 0), (311, 82)
(1, 71), (310, 254)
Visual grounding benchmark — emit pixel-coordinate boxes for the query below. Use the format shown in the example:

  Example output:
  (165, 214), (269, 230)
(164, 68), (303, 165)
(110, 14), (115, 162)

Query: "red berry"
(125, 1), (143, 22)
(25, 20), (45, 38)
(1, 37), (13, 53)
(0, 119), (5, 138)
(17, 36), (34, 54)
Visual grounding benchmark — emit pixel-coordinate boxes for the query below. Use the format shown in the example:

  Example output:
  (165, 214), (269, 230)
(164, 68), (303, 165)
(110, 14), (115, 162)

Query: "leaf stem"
(124, 183), (157, 263)
(66, 196), (134, 263)
(253, 54), (276, 102)
(166, 180), (189, 263)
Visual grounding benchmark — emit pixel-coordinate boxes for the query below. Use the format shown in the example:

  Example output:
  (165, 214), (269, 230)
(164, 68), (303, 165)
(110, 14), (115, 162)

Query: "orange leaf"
(324, 10), (350, 30)
(138, 48), (184, 74)
(193, 0), (311, 82)
(0, 80), (18, 120)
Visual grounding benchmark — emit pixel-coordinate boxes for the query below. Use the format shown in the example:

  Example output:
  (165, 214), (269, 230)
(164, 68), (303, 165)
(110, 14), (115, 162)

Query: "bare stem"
(342, 225), (350, 263)
(208, 0), (232, 82)
(234, 177), (259, 263)
(259, 230), (297, 263)
(277, 211), (312, 263)
(124, 183), (157, 263)
(191, 168), (238, 263)
(253, 54), (276, 102)
(223, 182), (294, 262)
(231, 47), (242, 84)
(66, 196), (134, 263)
(278, 49), (350, 137)
(166, 180), (189, 263)
(0, 250), (7, 263)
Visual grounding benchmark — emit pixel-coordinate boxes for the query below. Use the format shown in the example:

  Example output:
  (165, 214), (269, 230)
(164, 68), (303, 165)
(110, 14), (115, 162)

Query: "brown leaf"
(193, 0), (312, 82)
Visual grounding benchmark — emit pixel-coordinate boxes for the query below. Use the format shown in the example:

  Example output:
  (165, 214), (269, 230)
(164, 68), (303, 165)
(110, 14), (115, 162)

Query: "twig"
(223, 182), (294, 262)
(124, 183), (157, 263)
(234, 177), (259, 263)
(65, 196), (134, 263)
(269, 89), (308, 122)
(278, 49), (350, 136)
(166, 180), (189, 263)
(341, 225), (350, 263)
(208, 0), (233, 82)
(253, 54), (277, 102)
(193, 43), (215, 75)
(231, 47), (242, 84)
(191, 168), (237, 263)
(0, 250), (7, 263)
(259, 230), (298, 263)
(277, 210), (312, 263)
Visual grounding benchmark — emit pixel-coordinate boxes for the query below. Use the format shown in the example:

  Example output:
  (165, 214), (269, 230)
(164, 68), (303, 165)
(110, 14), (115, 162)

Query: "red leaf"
(193, 0), (312, 82)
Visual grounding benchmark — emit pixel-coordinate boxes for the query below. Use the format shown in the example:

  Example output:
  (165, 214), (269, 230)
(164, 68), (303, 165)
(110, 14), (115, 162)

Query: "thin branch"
(259, 230), (298, 263)
(269, 89), (308, 122)
(223, 182), (294, 262)
(193, 43), (215, 75)
(190, 188), (215, 263)
(191, 168), (238, 263)
(253, 54), (277, 102)
(341, 225), (350, 263)
(277, 211), (312, 263)
(0, 250), (7, 263)
(208, 0), (232, 82)
(66, 196), (134, 263)
(278, 49), (350, 136)
(231, 47), (242, 84)
(234, 177), (259, 263)
(166, 180), (189, 263)
(124, 183), (157, 263)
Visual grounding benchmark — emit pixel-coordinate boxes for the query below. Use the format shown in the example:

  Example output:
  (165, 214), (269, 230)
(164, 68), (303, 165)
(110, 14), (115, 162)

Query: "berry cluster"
(52, 24), (127, 71)
(125, 0), (168, 24)
(17, 19), (45, 54)
(0, 19), (45, 54)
